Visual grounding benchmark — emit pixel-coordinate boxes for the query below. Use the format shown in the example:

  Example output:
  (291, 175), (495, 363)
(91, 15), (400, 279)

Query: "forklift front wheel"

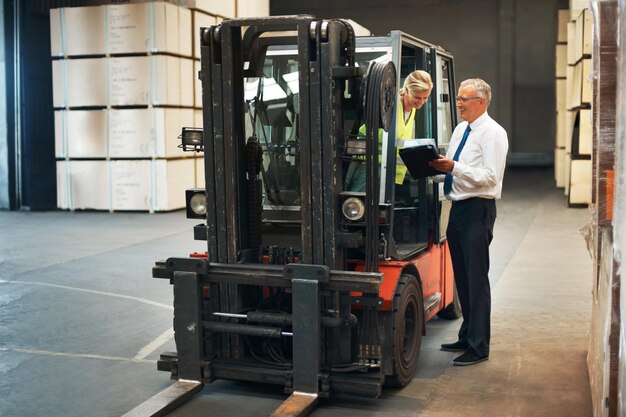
(387, 274), (424, 387)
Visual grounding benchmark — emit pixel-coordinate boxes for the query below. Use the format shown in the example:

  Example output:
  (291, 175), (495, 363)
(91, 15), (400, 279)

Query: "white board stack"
(554, 4), (593, 207)
(51, 0), (269, 211)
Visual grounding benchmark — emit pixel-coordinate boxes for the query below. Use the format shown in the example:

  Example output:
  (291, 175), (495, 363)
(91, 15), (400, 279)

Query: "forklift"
(124, 15), (460, 417)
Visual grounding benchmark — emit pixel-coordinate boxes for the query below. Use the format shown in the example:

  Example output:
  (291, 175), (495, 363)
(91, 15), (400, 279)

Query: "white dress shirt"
(435, 112), (509, 201)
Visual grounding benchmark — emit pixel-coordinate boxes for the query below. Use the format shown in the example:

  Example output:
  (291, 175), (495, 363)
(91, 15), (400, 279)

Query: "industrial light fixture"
(179, 127), (204, 152)
(186, 189), (207, 219)
(342, 197), (365, 221)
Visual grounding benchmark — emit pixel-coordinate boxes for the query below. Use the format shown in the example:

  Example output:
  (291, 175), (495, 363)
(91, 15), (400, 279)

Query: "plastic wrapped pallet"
(53, 55), (196, 107)
(50, 6), (106, 56)
(50, 3), (192, 57)
(52, 58), (107, 108)
(587, 230), (613, 417)
(55, 108), (192, 159)
(616, 0), (626, 412)
(109, 56), (182, 106)
(50, 1), (204, 214)
(585, 1), (618, 416)
(56, 160), (111, 210)
(54, 110), (108, 158)
(110, 159), (195, 211)
(108, 108), (193, 158)
(57, 158), (196, 211)
(107, 2), (181, 55)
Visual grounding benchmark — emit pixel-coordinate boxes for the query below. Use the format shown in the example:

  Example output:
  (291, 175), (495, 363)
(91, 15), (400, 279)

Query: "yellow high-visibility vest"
(357, 97), (416, 185)
(394, 97), (416, 184)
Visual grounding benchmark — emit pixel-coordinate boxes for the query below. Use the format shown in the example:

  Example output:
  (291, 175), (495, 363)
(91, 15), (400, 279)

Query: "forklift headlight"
(190, 194), (207, 215)
(342, 197), (365, 221)
(186, 188), (207, 219)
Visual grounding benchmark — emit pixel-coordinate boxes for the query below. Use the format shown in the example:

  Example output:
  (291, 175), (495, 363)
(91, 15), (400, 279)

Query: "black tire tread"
(386, 274), (423, 387)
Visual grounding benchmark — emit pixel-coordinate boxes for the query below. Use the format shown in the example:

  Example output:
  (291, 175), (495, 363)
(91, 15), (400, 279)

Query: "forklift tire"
(386, 274), (424, 387)
(436, 284), (462, 320)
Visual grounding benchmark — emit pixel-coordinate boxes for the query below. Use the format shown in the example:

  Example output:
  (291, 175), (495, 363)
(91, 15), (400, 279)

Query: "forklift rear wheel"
(437, 284), (462, 320)
(387, 274), (424, 387)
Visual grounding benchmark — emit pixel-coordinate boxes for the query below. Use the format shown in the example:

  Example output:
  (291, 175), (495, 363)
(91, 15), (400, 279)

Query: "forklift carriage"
(149, 14), (460, 414)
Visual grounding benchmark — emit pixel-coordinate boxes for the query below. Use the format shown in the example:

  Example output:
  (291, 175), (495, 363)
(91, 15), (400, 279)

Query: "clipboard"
(398, 139), (444, 179)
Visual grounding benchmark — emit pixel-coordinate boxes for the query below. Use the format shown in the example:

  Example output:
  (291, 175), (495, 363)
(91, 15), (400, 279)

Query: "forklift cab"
(242, 31), (457, 263)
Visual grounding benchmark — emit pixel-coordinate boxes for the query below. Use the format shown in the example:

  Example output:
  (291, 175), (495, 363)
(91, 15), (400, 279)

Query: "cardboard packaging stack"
(583, 1), (619, 416)
(51, 0), (269, 211)
(555, 4), (593, 206)
(554, 9), (568, 188)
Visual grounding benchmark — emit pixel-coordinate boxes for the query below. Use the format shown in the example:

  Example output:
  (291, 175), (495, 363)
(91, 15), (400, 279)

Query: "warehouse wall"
(271, 0), (569, 164)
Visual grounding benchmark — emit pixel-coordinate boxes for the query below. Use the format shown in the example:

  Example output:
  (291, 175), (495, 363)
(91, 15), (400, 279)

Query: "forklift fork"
(121, 380), (203, 417)
(119, 260), (382, 417)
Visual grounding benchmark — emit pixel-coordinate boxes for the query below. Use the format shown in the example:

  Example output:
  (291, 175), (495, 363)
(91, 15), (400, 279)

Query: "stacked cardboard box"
(51, 0), (269, 211)
(556, 6), (593, 206)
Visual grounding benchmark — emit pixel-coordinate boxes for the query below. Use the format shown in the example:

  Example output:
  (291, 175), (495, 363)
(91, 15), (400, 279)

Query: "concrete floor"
(0, 167), (592, 417)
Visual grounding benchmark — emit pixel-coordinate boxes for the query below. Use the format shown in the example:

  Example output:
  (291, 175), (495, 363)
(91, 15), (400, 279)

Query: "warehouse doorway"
(2, 1), (59, 210)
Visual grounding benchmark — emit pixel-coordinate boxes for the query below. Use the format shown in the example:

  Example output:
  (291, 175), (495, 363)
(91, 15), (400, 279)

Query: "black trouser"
(446, 197), (496, 357)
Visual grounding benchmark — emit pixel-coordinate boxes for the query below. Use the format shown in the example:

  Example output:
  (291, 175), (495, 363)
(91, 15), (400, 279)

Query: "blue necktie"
(443, 125), (471, 195)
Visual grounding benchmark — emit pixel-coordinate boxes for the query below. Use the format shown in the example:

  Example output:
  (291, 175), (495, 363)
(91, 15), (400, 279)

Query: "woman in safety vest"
(346, 70), (433, 191)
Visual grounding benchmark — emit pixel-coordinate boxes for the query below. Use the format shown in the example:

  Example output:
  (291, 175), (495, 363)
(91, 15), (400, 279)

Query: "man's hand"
(429, 155), (455, 173)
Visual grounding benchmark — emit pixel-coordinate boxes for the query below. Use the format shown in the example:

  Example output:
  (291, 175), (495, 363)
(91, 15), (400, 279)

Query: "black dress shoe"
(453, 350), (488, 366)
(440, 340), (469, 352)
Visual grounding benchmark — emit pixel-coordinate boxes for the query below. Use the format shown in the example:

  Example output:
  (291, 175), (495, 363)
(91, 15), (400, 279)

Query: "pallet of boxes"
(583, 1), (619, 416)
(50, 0), (268, 212)
(554, 2), (593, 207)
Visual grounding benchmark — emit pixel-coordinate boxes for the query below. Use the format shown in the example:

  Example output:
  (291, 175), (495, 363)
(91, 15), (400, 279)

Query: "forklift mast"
(200, 15), (362, 270)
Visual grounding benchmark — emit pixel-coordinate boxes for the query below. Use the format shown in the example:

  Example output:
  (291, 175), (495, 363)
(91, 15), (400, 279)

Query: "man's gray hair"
(460, 78), (491, 107)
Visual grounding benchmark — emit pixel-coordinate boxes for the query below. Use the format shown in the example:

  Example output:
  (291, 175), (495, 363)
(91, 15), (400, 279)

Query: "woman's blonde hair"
(399, 70), (433, 97)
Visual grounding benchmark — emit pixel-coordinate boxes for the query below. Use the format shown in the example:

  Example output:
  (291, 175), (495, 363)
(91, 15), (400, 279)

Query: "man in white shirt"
(429, 78), (508, 366)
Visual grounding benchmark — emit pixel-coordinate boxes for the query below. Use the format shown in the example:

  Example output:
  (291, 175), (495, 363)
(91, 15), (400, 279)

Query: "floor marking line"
(0, 346), (153, 364)
(0, 279), (173, 310)
(135, 327), (175, 360)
